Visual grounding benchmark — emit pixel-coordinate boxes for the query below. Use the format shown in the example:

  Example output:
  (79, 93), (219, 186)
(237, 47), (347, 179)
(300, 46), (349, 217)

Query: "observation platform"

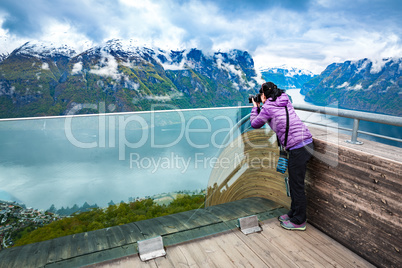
(0, 105), (400, 268)
(0, 197), (373, 268)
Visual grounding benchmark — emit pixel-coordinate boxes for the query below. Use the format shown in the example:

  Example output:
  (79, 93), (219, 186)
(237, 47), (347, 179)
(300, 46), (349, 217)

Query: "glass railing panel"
(205, 108), (290, 208)
(0, 107), (252, 213)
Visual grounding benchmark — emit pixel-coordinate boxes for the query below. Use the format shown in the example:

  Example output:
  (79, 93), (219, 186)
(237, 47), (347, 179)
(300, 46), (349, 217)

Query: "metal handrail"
(293, 104), (402, 144)
(0, 103), (400, 145)
(225, 104), (402, 145)
(293, 103), (402, 127)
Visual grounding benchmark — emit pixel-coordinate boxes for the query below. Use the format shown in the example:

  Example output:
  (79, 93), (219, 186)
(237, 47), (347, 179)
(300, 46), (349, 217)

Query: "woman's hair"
(260, 82), (285, 101)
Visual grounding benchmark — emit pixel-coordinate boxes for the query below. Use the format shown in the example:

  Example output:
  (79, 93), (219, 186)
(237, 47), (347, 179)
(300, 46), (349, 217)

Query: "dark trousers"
(287, 142), (314, 224)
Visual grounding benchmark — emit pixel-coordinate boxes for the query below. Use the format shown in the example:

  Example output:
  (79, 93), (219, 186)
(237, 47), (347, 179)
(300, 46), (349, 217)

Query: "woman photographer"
(250, 82), (313, 231)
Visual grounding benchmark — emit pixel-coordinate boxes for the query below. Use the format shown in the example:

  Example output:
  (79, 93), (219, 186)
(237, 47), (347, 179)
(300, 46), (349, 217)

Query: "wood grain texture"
(306, 137), (402, 268)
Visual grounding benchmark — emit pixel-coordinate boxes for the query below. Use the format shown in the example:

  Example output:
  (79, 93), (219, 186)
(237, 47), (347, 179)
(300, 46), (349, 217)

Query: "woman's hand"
(252, 98), (260, 108)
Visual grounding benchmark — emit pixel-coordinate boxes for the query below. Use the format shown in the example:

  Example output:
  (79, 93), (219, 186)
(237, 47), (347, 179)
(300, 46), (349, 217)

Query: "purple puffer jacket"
(250, 93), (312, 150)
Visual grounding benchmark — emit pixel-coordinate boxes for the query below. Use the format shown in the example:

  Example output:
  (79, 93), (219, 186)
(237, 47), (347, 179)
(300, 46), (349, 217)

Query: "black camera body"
(248, 93), (262, 103)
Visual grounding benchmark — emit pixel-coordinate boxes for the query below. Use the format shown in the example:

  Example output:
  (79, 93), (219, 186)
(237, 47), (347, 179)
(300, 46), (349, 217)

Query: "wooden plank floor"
(86, 218), (375, 268)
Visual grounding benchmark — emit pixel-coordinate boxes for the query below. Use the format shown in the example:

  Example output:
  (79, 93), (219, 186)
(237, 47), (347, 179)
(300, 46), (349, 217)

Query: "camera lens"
(255, 93), (262, 103)
(248, 94), (261, 103)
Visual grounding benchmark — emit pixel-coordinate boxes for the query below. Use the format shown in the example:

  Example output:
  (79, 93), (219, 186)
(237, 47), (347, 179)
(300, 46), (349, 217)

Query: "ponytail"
(260, 82), (285, 102)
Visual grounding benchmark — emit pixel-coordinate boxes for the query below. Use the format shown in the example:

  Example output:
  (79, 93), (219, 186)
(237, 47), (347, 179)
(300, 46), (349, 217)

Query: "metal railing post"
(291, 104), (402, 145)
(345, 118), (363, 145)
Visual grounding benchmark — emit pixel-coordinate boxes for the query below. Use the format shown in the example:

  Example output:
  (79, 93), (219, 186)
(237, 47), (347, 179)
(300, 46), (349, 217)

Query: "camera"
(248, 93), (262, 103)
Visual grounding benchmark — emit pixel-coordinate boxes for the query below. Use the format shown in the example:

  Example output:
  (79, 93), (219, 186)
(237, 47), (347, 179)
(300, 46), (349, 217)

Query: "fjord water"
(0, 108), (248, 210)
(286, 88), (402, 147)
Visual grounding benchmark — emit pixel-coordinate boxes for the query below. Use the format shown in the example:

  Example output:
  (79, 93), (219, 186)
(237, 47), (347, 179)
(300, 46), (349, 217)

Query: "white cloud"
(215, 55), (245, 83)
(337, 82), (349, 88)
(145, 95), (172, 101)
(351, 84), (363, 91)
(71, 61), (83, 74)
(338, 82), (365, 91)
(41, 62), (49, 70)
(232, 82), (239, 91)
(89, 50), (121, 79)
(161, 61), (187, 71)
(370, 58), (392, 74)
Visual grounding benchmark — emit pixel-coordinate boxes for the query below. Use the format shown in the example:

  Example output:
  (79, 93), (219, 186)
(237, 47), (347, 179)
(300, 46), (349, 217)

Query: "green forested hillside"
(12, 194), (205, 247)
(301, 59), (402, 116)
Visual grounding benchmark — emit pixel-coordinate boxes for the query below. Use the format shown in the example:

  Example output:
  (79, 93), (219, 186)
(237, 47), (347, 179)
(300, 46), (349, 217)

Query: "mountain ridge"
(301, 57), (402, 116)
(259, 65), (316, 89)
(1, 40), (400, 117)
(0, 39), (259, 118)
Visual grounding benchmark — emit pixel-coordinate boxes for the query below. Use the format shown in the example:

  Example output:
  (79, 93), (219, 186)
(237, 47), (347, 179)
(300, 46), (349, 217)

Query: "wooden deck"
(88, 217), (374, 268)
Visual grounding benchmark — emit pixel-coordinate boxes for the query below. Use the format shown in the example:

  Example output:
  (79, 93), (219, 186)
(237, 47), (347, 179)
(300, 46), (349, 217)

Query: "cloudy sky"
(0, 0), (401, 73)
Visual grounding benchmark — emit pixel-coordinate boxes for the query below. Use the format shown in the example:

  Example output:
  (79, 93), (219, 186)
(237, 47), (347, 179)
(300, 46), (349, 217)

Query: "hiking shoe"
(280, 220), (306, 231)
(277, 214), (290, 222)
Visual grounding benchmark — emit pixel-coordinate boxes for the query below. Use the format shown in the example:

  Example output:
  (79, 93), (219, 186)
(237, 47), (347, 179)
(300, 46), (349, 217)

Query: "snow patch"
(16, 41), (76, 58)
(259, 65), (315, 77)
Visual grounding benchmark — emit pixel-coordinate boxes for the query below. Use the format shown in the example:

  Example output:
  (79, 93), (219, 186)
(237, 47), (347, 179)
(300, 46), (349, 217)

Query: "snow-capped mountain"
(13, 41), (77, 59)
(259, 65), (316, 89)
(302, 58), (402, 116)
(0, 39), (259, 118)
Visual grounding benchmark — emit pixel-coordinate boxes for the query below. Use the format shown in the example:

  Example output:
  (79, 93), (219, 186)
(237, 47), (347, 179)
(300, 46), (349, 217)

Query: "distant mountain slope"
(0, 39), (259, 118)
(259, 66), (316, 89)
(0, 53), (7, 63)
(301, 58), (402, 116)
